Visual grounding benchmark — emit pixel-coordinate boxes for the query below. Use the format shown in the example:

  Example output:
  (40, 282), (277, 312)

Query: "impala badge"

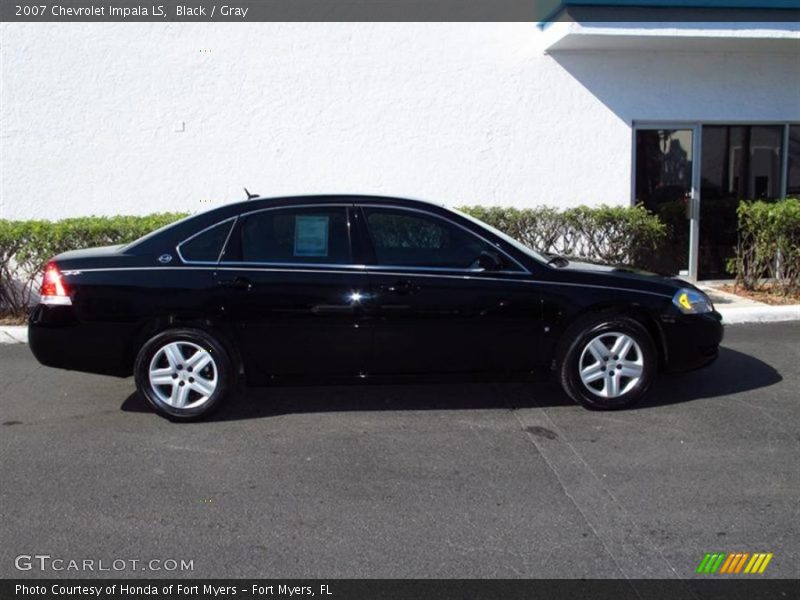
(158, 254), (173, 264)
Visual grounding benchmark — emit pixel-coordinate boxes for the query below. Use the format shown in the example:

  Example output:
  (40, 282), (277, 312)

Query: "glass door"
(634, 126), (699, 277)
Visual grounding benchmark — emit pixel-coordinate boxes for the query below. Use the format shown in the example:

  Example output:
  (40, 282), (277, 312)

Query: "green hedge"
(729, 198), (800, 295)
(458, 204), (667, 267)
(0, 214), (187, 315)
(0, 205), (667, 316)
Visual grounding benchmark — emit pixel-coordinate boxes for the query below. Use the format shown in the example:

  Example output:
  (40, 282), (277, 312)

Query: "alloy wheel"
(578, 331), (644, 399)
(148, 341), (218, 409)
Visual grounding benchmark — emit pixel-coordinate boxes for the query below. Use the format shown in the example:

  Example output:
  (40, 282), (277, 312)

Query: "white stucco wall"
(1, 23), (798, 219)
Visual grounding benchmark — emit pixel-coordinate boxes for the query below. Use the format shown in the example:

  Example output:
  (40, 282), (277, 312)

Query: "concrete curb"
(718, 305), (800, 325)
(1, 305), (799, 345)
(0, 326), (28, 345)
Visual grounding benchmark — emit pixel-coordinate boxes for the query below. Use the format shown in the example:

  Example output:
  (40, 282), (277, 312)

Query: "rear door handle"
(218, 277), (252, 291)
(311, 305), (356, 315)
(380, 280), (419, 295)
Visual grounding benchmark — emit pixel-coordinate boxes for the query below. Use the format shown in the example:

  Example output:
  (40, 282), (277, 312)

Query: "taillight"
(40, 261), (72, 306)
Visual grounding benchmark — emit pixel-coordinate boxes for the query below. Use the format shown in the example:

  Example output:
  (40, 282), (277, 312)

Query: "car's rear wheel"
(134, 328), (233, 421)
(557, 315), (656, 410)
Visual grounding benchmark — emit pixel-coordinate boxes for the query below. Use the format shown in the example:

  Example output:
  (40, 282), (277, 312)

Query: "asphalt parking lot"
(1, 322), (798, 579)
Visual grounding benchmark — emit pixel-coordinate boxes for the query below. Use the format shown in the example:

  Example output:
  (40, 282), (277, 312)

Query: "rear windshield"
(123, 214), (197, 251)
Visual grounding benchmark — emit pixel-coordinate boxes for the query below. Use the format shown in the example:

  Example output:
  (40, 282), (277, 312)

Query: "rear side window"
(237, 207), (351, 264)
(364, 207), (498, 269)
(178, 219), (235, 263)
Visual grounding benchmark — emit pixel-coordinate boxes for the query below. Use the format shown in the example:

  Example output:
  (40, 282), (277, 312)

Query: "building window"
(699, 125), (784, 278)
(701, 125), (784, 202)
(634, 123), (797, 280)
(788, 125), (800, 198)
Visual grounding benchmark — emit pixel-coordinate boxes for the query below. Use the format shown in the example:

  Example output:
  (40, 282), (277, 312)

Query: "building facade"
(1, 3), (798, 280)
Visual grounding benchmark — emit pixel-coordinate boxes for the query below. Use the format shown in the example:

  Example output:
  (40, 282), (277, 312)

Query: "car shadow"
(639, 346), (782, 409)
(120, 347), (781, 422)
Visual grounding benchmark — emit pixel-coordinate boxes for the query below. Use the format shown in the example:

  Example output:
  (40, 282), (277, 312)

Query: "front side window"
(237, 206), (351, 264)
(178, 219), (235, 262)
(363, 207), (503, 269)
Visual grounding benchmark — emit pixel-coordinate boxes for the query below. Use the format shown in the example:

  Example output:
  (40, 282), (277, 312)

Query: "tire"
(557, 315), (656, 410)
(134, 327), (234, 421)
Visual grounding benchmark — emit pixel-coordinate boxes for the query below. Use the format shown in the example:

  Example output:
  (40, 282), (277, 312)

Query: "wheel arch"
(555, 303), (668, 371)
(126, 316), (246, 382)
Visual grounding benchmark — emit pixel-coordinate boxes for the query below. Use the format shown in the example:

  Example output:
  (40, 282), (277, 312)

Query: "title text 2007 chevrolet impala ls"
(29, 195), (723, 420)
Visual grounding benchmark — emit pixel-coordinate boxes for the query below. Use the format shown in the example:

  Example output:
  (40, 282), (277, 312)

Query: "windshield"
(448, 207), (549, 264)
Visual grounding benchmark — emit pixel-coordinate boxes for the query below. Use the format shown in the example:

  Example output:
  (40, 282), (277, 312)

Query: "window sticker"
(294, 215), (330, 257)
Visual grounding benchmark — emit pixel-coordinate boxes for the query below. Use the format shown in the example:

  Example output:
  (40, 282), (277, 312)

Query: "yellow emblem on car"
(678, 292), (692, 311)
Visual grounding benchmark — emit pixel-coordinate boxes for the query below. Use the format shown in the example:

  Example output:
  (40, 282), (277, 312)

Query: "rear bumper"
(28, 305), (133, 377)
(660, 310), (724, 373)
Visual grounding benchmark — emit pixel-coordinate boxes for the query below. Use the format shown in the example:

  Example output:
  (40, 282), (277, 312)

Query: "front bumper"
(660, 310), (724, 373)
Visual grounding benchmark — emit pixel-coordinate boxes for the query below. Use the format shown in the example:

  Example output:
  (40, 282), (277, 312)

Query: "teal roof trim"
(539, 0), (800, 24)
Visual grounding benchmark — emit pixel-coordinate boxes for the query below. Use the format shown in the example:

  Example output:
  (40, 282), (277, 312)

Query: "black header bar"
(3, 579), (799, 600)
(2, 1), (799, 22)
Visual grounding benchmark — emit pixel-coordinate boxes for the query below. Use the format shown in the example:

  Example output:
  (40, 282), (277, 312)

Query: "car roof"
(126, 194), (454, 253)
(232, 194), (447, 212)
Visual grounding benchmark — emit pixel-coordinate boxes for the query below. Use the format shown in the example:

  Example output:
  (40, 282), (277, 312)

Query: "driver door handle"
(218, 276), (252, 291)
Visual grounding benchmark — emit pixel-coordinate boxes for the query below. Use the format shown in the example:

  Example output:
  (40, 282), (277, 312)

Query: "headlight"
(672, 287), (713, 314)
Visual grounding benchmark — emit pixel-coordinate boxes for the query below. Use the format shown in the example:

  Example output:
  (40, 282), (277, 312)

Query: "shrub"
(458, 204), (667, 267)
(0, 213), (187, 316)
(729, 198), (800, 295)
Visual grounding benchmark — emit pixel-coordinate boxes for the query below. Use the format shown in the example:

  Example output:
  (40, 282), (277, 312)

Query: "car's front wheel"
(134, 328), (233, 421)
(558, 316), (656, 410)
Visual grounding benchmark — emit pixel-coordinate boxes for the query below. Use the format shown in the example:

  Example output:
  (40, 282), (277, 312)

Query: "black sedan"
(29, 195), (723, 420)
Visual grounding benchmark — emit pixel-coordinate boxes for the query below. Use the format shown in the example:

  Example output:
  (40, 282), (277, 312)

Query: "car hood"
(553, 257), (692, 293)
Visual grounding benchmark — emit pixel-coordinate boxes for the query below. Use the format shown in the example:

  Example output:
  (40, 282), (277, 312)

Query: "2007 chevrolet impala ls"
(29, 195), (723, 420)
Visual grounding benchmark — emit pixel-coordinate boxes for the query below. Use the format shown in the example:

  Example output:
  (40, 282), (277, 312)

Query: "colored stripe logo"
(696, 552), (773, 574)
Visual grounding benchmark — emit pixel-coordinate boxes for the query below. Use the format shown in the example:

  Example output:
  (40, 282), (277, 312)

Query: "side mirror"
(477, 251), (503, 271)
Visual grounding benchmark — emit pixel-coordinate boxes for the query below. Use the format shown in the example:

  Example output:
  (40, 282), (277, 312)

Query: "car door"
(358, 205), (542, 375)
(214, 203), (370, 382)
